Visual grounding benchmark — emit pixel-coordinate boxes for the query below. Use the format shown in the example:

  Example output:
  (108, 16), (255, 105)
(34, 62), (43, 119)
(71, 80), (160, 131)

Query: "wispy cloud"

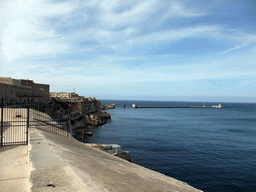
(215, 31), (256, 55)
(1, 0), (248, 62)
(2, 20), (68, 62)
(0, 0), (75, 62)
(168, 1), (207, 17)
(128, 25), (220, 45)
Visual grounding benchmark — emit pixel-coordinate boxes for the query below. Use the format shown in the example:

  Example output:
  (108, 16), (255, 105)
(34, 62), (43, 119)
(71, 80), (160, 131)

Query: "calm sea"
(84, 100), (256, 192)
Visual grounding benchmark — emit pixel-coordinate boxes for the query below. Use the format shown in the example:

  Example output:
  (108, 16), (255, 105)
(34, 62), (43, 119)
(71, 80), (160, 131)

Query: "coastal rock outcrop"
(85, 110), (111, 125)
(101, 103), (115, 110)
(49, 93), (111, 127)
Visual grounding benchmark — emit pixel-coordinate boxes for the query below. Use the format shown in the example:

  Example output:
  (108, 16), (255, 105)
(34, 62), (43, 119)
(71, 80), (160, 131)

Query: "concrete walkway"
(29, 128), (202, 192)
(0, 145), (29, 192)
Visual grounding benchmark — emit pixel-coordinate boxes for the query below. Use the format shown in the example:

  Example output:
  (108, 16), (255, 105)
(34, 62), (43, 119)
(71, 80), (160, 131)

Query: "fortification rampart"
(0, 77), (49, 103)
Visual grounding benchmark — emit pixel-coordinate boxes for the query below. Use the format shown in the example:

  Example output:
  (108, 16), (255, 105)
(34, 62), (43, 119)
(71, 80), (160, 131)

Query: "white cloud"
(215, 32), (256, 54)
(98, 0), (157, 28)
(0, 0), (75, 63)
(0, 0), (211, 63)
(169, 1), (206, 17)
(2, 20), (68, 62)
(127, 25), (220, 46)
(96, 0), (206, 29)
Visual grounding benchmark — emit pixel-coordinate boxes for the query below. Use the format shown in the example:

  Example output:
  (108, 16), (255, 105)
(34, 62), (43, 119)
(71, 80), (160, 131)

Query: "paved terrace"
(0, 108), (202, 192)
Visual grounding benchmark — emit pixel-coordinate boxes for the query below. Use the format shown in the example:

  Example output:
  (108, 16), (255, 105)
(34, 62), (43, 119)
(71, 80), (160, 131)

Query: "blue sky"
(0, 0), (256, 102)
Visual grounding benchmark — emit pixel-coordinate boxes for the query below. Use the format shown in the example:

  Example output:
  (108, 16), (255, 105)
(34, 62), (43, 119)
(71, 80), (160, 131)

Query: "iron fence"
(1, 98), (72, 146)
(0, 99), (28, 145)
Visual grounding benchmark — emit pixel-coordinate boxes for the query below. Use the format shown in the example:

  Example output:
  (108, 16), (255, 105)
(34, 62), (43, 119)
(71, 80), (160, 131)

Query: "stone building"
(0, 77), (49, 104)
(50, 92), (101, 114)
(50, 92), (80, 99)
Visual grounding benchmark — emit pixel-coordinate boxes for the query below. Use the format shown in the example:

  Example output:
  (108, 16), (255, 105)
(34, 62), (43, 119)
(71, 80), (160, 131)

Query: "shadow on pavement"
(0, 145), (22, 153)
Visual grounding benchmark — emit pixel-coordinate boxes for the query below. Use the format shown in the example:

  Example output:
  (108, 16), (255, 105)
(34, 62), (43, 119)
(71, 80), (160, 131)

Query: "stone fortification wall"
(50, 92), (80, 99)
(0, 83), (48, 104)
(32, 83), (49, 99)
(0, 77), (49, 103)
(80, 97), (101, 114)
(53, 97), (101, 114)
(0, 77), (20, 86)
(50, 92), (101, 114)
(19, 79), (49, 99)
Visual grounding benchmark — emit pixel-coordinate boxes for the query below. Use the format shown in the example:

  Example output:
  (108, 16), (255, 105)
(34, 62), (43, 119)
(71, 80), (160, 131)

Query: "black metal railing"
(29, 107), (72, 139)
(0, 98), (29, 145)
(1, 98), (72, 146)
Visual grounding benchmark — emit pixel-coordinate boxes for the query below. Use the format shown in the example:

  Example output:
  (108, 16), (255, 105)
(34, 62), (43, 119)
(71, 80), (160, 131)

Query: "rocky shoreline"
(49, 96), (111, 125)
(101, 103), (115, 110)
(47, 93), (134, 161)
(46, 93), (115, 142)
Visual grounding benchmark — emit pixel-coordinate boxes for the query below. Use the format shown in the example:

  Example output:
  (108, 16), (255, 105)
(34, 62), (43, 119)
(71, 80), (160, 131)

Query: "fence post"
(26, 106), (29, 144)
(68, 107), (72, 140)
(1, 98), (3, 146)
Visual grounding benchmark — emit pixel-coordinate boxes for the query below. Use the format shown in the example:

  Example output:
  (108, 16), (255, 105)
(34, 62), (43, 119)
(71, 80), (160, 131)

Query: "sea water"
(84, 100), (256, 191)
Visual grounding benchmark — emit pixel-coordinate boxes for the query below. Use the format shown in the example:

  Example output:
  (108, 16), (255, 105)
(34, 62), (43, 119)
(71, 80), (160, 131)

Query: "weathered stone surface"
(86, 111), (111, 125)
(101, 103), (115, 110)
(49, 93), (111, 127)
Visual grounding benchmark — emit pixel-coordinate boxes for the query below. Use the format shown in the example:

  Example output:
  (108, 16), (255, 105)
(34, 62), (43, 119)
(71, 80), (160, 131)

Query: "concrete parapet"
(28, 128), (202, 192)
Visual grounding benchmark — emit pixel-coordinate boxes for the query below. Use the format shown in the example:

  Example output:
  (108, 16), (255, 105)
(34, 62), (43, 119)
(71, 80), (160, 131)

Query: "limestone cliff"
(101, 103), (115, 110)
(49, 93), (111, 128)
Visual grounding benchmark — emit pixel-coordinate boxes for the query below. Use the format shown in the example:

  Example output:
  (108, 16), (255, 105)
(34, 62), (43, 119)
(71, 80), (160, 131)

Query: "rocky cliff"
(50, 95), (111, 127)
(101, 103), (115, 110)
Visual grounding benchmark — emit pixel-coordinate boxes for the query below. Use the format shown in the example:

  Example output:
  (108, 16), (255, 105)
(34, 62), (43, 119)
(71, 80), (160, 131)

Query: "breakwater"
(132, 104), (223, 108)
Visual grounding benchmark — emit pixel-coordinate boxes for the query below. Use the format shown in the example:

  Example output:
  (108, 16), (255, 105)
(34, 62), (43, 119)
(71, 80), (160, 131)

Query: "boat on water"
(88, 143), (131, 162)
